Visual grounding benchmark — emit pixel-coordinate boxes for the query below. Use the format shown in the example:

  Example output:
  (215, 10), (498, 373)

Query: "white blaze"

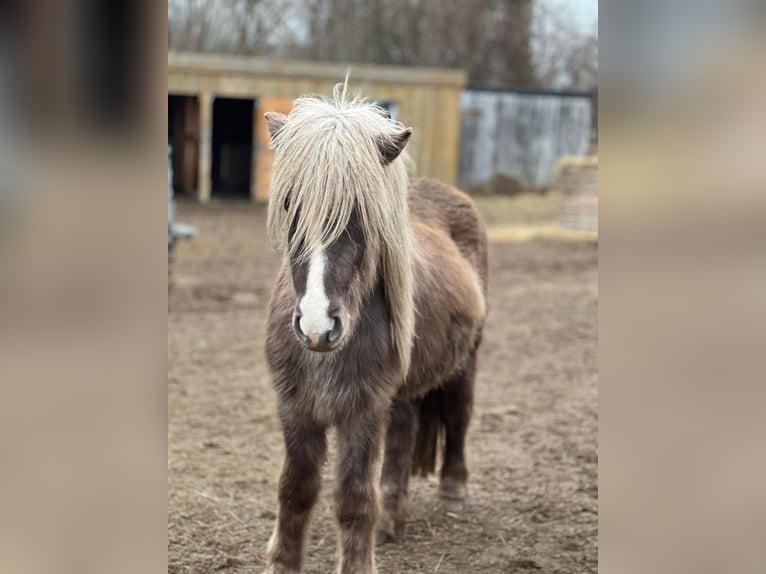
(299, 252), (334, 336)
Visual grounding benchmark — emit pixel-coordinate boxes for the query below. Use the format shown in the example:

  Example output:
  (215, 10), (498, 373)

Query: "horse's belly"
(401, 253), (486, 398)
(403, 316), (482, 399)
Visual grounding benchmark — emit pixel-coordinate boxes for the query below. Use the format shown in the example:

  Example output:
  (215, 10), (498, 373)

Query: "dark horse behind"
(261, 85), (488, 574)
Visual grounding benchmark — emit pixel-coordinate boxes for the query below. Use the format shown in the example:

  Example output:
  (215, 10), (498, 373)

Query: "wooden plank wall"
(459, 90), (592, 189)
(170, 97), (199, 194)
(168, 53), (466, 201)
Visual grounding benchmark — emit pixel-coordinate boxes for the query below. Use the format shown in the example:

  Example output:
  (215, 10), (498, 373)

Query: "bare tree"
(169, 0), (303, 56)
(293, 0), (535, 85)
(168, 0), (600, 90)
(532, 2), (598, 90)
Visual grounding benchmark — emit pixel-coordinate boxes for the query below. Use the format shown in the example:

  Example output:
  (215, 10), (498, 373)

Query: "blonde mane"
(267, 85), (415, 375)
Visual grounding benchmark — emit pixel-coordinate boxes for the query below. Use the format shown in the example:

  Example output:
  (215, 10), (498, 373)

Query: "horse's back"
(403, 179), (488, 398)
(408, 178), (488, 293)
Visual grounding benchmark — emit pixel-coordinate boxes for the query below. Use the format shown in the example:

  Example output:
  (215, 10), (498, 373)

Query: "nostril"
(328, 315), (343, 343)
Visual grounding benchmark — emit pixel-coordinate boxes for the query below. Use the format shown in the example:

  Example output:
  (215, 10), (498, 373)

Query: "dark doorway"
(168, 94), (199, 196)
(212, 97), (254, 197)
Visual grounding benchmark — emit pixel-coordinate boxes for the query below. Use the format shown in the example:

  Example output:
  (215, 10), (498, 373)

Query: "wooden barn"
(168, 52), (466, 203)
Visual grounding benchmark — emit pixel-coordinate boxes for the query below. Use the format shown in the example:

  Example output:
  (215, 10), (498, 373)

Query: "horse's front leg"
(335, 415), (385, 574)
(264, 420), (327, 574)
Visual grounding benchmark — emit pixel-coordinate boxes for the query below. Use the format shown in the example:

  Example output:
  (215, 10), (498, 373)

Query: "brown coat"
(264, 179), (487, 574)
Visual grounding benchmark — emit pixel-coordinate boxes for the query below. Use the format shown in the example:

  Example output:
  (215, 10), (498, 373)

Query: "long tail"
(411, 387), (445, 477)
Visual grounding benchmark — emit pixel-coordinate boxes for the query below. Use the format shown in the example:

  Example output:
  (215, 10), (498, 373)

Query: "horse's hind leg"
(377, 399), (417, 544)
(439, 350), (477, 511)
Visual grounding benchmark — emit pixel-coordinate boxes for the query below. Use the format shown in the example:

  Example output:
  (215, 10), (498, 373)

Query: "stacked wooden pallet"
(555, 156), (598, 232)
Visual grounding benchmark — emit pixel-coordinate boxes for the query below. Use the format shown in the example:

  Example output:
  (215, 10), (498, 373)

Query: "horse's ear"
(264, 112), (288, 140)
(377, 128), (412, 166)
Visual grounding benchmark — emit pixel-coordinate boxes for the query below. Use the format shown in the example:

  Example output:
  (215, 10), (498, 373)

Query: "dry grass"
(487, 225), (598, 244)
(473, 191), (597, 244)
(472, 191), (563, 227)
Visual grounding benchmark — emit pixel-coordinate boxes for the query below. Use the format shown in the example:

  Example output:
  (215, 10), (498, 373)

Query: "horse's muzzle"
(293, 312), (343, 352)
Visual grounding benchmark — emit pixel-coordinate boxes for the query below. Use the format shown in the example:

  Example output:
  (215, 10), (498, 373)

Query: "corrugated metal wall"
(459, 89), (592, 188)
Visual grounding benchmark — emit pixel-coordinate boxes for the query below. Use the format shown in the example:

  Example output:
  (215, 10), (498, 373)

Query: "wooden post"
(197, 92), (213, 203)
(250, 100), (259, 201)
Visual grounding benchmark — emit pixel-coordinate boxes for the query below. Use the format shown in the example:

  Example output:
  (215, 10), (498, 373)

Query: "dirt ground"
(168, 196), (598, 574)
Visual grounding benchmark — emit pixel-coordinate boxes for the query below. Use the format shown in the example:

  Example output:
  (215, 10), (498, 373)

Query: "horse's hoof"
(376, 522), (401, 545)
(438, 478), (467, 512)
(439, 496), (465, 513)
(376, 511), (404, 545)
(376, 529), (397, 546)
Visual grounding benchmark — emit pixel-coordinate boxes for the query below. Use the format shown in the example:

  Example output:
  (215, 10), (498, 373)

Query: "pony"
(262, 85), (488, 574)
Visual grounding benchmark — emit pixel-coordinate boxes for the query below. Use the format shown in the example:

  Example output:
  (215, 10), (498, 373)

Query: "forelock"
(266, 87), (409, 261)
